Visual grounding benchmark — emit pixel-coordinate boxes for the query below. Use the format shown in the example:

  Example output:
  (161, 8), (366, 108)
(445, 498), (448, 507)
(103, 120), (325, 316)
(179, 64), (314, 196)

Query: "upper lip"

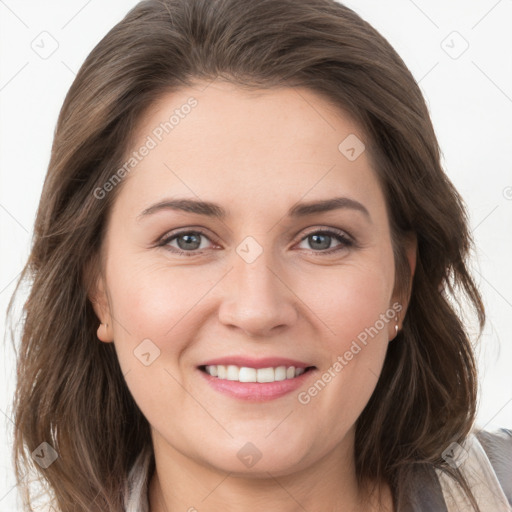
(199, 356), (315, 369)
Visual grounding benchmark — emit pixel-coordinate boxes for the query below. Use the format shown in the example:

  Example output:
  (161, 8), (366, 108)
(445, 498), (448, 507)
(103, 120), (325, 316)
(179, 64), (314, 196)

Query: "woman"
(8, 0), (511, 510)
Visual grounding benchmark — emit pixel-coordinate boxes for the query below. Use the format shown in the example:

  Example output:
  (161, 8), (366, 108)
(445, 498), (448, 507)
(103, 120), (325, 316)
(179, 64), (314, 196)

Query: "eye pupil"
(309, 233), (331, 250)
(177, 233), (201, 250)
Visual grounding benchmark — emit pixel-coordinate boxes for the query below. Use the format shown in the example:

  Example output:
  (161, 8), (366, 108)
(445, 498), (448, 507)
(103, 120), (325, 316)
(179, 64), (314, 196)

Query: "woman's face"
(92, 80), (415, 476)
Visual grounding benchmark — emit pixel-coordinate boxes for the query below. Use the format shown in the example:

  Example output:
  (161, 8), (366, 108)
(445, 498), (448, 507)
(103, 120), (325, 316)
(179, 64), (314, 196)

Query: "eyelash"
(156, 228), (355, 257)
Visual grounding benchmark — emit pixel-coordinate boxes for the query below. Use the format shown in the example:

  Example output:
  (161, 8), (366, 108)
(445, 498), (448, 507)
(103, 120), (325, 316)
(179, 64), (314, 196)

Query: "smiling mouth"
(198, 364), (316, 383)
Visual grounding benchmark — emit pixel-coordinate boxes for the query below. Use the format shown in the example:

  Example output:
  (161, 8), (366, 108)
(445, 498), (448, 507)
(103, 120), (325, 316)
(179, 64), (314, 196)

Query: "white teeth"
(274, 366), (287, 381)
(226, 365), (239, 381)
(203, 364), (310, 382)
(239, 367), (257, 382)
(257, 367), (274, 383)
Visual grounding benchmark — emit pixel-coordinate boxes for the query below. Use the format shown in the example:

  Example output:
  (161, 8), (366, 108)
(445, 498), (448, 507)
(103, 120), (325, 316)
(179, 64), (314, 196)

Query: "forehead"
(111, 81), (385, 220)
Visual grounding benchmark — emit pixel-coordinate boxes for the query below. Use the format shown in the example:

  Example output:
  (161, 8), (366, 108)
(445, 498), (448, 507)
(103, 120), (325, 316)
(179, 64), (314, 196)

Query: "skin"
(91, 80), (416, 512)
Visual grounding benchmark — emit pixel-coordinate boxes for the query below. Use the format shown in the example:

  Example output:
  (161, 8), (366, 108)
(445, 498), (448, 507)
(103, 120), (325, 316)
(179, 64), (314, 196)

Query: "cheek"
(104, 256), (205, 428)
(295, 257), (395, 431)
(107, 252), (210, 336)
(303, 258), (394, 348)
(104, 253), (227, 398)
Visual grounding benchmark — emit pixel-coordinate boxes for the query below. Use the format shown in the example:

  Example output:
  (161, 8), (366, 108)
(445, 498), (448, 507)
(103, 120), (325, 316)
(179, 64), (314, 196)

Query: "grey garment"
(124, 428), (512, 511)
(476, 428), (512, 506)
(398, 428), (512, 511)
(400, 462), (449, 512)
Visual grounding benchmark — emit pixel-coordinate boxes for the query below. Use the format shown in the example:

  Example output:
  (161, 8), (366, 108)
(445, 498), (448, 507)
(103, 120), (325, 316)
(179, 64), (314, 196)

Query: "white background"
(1, 0), (511, 509)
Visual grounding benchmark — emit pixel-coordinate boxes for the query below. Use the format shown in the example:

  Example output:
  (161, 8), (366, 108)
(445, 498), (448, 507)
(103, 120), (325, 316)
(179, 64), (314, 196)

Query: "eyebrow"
(137, 196), (371, 222)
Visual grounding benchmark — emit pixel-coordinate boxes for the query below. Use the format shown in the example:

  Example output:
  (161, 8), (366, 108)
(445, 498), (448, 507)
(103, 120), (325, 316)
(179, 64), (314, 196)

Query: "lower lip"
(198, 367), (316, 402)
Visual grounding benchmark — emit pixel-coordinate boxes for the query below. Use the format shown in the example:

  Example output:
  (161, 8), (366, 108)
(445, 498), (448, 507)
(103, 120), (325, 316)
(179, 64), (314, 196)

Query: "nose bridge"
(217, 234), (297, 336)
(235, 239), (278, 295)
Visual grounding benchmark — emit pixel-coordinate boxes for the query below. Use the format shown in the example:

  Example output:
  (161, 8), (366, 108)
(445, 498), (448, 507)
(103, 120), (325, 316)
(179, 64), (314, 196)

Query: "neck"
(148, 429), (393, 512)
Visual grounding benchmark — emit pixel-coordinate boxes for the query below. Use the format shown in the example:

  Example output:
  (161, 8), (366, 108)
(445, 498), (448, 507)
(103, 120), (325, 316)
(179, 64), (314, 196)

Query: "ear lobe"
(90, 276), (114, 343)
(83, 254), (113, 342)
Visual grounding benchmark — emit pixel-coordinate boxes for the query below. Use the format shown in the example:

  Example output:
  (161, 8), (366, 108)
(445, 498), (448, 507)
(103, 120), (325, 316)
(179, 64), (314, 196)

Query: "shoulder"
(436, 426), (512, 511)
(473, 427), (512, 505)
(402, 427), (512, 511)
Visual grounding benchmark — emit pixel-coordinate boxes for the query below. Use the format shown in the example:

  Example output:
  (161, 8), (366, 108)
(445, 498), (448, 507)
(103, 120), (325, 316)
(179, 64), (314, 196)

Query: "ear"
(83, 254), (114, 343)
(390, 231), (417, 337)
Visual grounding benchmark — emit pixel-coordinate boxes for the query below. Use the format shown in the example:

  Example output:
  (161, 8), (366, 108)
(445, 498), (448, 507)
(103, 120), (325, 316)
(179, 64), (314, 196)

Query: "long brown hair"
(7, 0), (485, 510)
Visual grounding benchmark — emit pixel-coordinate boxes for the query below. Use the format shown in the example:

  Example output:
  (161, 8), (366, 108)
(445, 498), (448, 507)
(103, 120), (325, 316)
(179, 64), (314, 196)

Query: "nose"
(217, 243), (298, 338)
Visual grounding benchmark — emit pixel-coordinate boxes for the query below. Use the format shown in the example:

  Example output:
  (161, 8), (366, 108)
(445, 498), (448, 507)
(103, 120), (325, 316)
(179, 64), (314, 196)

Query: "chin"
(196, 439), (311, 477)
